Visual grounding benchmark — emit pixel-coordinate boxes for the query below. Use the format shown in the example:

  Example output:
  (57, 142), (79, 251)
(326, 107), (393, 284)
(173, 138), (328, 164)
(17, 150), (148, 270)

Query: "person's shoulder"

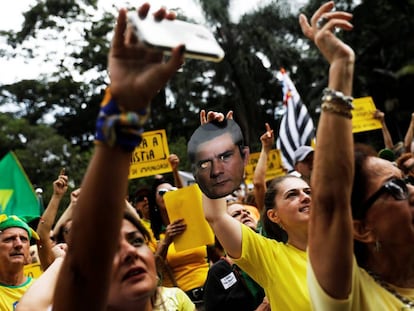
(159, 286), (187, 297)
(158, 286), (195, 309)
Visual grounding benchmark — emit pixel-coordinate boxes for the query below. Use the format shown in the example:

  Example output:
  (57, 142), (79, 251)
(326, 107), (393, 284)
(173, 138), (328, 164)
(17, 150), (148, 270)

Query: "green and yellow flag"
(0, 151), (40, 217)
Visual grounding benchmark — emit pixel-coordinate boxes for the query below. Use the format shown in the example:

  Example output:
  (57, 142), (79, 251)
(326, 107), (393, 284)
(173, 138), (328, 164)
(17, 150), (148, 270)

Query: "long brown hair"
(262, 175), (303, 242)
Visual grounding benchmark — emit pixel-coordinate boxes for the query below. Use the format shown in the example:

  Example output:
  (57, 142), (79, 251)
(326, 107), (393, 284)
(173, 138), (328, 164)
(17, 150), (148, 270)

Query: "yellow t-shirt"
(233, 224), (310, 311)
(0, 277), (35, 311)
(308, 256), (414, 310)
(154, 286), (195, 311)
(161, 240), (209, 292)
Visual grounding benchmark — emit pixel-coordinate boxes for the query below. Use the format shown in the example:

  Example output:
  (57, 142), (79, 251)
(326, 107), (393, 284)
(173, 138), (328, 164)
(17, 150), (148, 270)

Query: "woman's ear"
(267, 208), (280, 225)
(353, 220), (376, 243)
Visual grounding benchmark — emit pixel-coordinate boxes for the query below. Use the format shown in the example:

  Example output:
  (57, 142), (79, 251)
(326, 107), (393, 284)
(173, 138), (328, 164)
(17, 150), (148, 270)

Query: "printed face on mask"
(193, 133), (247, 199)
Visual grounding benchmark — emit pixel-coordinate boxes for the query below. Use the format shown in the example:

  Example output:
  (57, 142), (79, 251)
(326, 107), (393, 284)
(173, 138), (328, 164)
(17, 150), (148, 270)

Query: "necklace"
(367, 270), (414, 310)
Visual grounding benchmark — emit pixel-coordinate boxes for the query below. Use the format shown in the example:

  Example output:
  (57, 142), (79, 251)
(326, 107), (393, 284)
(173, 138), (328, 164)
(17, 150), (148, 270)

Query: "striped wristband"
(95, 88), (147, 152)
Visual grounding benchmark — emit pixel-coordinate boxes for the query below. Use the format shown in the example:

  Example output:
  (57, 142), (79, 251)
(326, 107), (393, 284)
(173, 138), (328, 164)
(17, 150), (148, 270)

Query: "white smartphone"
(127, 12), (225, 62)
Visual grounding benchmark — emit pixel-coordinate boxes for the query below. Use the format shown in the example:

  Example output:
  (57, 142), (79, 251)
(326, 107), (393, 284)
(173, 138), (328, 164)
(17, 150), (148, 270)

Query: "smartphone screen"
(127, 12), (225, 62)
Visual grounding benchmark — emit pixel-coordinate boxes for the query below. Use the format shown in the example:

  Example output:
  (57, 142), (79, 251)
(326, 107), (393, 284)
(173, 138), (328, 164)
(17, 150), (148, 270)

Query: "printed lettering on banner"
(129, 129), (172, 179)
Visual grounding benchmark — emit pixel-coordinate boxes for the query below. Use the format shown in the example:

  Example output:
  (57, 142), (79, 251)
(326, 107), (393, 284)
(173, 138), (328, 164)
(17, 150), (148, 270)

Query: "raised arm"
(373, 109), (394, 149)
(16, 257), (64, 311)
(36, 170), (68, 271)
(202, 195), (242, 258)
(404, 112), (414, 153)
(300, 1), (355, 299)
(253, 123), (274, 212)
(16, 244), (66, 311)
(199, 110), (243, 258)
(53, 5), (183, 311)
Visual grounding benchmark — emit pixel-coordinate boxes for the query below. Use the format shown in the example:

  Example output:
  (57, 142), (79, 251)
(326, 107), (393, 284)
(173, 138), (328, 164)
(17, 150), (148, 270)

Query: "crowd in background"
(2, 2), (414, 311)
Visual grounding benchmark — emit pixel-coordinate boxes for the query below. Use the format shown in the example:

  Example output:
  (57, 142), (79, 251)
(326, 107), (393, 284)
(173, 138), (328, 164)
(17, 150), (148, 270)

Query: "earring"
(277, 222), (285, 230)
(374, 240), (381, 252)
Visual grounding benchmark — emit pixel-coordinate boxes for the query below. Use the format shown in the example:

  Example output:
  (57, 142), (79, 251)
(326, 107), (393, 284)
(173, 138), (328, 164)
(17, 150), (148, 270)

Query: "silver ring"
(317, 17), (329, 29)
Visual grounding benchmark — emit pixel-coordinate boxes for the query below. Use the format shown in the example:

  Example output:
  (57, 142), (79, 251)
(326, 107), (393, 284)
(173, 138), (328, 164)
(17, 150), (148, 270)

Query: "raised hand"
(164, 218), (187, 244)
(70, 188), (81, 207)
(168, 154), (180, 171)
(108, 4), (184, 112)
(373, 109), (385, 122)
(53, 169), (68, 197)
(200, 109), (233, 125)
(299, 1), (354, 65)
(260, 123), (274, 152)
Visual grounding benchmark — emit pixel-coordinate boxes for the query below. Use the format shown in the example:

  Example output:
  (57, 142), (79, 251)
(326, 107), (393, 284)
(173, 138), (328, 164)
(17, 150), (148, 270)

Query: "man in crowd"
(292, 145), (314, 184)
(0, 215), (39, 310)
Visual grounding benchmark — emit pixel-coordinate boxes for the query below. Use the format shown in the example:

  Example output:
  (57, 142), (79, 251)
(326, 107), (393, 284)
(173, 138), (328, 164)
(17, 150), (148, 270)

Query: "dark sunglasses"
(157, 187), (177, 197)
(364, 178), (410, 210)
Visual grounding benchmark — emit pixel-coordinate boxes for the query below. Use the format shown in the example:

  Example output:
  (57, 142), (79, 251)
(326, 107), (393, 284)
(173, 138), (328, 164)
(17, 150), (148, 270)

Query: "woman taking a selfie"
(32, 3), (189, 311)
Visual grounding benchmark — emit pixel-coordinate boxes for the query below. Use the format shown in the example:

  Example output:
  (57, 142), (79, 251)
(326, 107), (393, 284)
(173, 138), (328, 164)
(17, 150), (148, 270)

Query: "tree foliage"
(350, 0), (414, 140)
(0, 113), (89, 206)
(299, 0), (414, 145)
(1, 0), (414, 202)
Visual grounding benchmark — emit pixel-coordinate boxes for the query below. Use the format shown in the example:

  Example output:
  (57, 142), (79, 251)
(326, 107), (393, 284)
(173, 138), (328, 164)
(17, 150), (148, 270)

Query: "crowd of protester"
(2, 1), (414, 310)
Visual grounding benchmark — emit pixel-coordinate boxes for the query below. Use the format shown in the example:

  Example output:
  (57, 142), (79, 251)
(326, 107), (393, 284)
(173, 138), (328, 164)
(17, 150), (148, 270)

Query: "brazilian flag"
(0, 151), (41, 218)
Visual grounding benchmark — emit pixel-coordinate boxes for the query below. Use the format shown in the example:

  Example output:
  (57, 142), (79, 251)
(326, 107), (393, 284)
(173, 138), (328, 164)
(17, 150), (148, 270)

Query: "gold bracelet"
(321, 102), (353, 119)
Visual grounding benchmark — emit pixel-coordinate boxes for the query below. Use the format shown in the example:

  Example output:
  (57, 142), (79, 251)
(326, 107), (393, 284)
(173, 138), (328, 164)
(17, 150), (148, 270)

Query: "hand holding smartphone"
(127, 11), (225, 62)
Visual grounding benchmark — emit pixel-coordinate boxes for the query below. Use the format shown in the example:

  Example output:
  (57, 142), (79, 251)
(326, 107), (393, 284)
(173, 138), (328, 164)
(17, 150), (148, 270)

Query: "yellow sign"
(351, 97), (382, 133)
(24, 262), (42, 278)
(244, 149), (286, 185)
(164, 184), (214, 252)
(128, 129), (172, 179)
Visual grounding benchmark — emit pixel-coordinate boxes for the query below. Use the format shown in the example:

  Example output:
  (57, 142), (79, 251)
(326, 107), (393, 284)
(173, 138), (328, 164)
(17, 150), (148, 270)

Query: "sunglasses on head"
(157, 187), (177, 197)
(363, 178), (410, 211)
